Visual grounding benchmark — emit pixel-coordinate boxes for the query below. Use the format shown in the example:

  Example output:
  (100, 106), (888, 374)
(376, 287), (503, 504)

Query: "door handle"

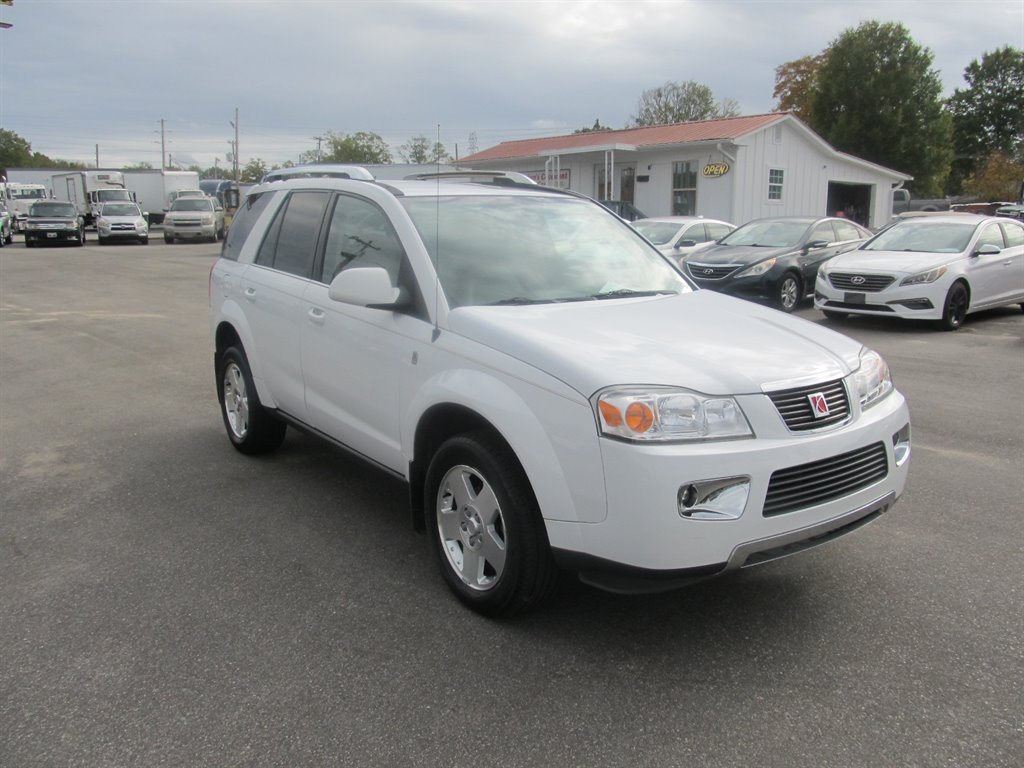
(307, 307), (326, 326)
(243, 287), (257, 302)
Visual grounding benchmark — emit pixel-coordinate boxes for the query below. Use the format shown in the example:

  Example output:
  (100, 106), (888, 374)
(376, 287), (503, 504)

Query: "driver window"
(321, 195), (405, 285)
(977, 223), (1004, 250)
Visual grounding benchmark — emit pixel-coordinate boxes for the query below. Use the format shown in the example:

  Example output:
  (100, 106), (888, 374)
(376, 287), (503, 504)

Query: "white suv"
(210, 173), (911, 616)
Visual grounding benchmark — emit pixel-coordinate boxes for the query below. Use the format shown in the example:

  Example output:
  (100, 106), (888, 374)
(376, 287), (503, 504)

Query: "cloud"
(1, 0), (1019, 167)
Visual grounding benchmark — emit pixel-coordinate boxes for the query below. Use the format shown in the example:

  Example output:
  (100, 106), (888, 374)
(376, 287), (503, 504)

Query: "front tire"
(164, 234), (173, 244)
(216, 346), (287, 454)
(425, 431), (557, 617)
(940, 282), (969, 331)
(775, 273), (802, 312)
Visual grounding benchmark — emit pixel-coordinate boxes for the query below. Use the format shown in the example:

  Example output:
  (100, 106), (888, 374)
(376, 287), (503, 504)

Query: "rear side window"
(834, 221), (864, 242)
(220, 192), (275, 262)
(255, 191), (331, 277)
(706, 223), (732, 241)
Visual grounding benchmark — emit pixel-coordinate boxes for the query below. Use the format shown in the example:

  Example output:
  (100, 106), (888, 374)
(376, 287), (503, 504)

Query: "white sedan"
(815, 214), (1024, 330)
(632, 216), (735, 264)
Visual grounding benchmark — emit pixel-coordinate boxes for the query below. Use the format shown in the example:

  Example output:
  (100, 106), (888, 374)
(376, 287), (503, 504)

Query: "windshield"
(102, 203), (141, 217)
(400, 195), (688, 309)
(96, 189), (131, 202)
(11, 188), (48, 200)
(171, 198), (213, 212)
(633, 221), (686, 245)
(719, 220), (810, 248)
(31, 202), (76, 217)
(863, 221), (977, 253)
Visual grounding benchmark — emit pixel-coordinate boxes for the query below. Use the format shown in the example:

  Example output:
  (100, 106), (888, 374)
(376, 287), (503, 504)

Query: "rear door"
(239, 190), (331, 419)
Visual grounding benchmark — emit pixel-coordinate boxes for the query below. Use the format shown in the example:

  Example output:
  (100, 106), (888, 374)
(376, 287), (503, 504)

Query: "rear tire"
(216, 346), (287, 454)
(425, 430), (557, 617)
(940, 282), (969, 331)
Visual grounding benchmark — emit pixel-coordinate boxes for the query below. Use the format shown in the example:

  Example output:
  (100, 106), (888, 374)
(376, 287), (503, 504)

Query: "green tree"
(124, 162), (154, 170)
(239, 158), (269, 184)
(963, 151), (1024, 202)
(947, 46), (1024, 191)
(322, 131), (392, 164)
(398, 135), (451, 164)
(574, 119), (614, 135)
(810, 21), (953, 196)
(773, 54), (826, 122)
(1, 128), (37, 172)
(631, 80), (739, 127)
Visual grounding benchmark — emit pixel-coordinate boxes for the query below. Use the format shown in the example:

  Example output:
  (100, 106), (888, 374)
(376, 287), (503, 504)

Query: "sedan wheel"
(940, 282), (969, 331)
(776, 273), (802, 312)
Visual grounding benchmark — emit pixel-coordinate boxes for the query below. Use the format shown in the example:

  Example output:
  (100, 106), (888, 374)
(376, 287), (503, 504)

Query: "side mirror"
(805, 239), (830, 251)
(974, 243), (1001, 257)
(328, 267), (405, 309)
(677, 239), (697, 248)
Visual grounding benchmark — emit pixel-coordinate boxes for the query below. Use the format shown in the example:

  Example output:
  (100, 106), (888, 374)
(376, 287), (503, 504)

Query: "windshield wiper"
(589, 289), (675, 300)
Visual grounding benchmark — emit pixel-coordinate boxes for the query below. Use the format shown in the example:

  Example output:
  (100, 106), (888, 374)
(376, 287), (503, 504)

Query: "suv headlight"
(900, 266), (947, 286)
(202, 215), (214, 225)
(853, 348), (893, 409)
(594, 387), (753, 442)
(736, 257), (777, 278)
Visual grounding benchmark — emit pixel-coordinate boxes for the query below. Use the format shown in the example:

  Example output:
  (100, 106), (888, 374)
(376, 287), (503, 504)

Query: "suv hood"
(686, 243), (795, 266)
(448, 291), (862, 396)
(828, 249), (962, 275)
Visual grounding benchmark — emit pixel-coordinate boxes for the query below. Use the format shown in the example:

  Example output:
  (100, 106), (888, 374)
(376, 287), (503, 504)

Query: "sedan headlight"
(852, 348), (893, 409)
(594, 387), (753, 442)
(900, 266), (947, 286)
(735, 257), (777, 278)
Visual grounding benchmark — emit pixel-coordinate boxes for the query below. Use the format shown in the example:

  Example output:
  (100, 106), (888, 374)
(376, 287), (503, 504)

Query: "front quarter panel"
(405, 361), (607, 526)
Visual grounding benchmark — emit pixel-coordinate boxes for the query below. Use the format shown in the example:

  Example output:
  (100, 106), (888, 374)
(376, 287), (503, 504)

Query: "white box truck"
(1, 181), (52, 232)
(122, 169), (201, 224)
(52, 170), (134, 227)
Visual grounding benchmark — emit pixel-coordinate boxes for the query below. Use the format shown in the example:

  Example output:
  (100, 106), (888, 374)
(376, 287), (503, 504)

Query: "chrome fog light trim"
(892, 423), (911, 467)
(677, 476), (750, 520)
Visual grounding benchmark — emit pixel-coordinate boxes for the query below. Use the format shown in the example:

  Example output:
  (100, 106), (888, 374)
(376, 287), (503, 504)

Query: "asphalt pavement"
(2, 238), (1022, 767)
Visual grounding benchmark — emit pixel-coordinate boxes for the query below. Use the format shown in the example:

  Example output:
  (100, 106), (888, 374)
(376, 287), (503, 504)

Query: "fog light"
(892, 423), (911, 467)
(677, 476), (750, 520)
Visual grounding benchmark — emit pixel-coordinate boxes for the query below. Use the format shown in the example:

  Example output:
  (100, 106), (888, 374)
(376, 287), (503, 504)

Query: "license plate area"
(46, 232), (57, 238)
(844, 292), (866, 305)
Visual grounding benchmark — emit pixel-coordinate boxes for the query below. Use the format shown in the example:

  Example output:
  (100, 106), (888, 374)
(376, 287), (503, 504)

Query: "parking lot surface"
(2, 239), (1022, 767)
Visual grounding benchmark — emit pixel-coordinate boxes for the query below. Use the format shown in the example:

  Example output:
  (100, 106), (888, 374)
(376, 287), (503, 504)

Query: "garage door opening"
(827, 182), (872, 228)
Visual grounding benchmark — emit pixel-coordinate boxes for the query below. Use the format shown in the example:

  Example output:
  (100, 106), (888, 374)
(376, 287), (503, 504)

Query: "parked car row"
(7, 195), (226, 247)
(629, 212), (1024, 330)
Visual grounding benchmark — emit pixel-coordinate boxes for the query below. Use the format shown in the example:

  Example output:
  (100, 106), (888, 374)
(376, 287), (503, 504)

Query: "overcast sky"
(1, 0), (1021, 170)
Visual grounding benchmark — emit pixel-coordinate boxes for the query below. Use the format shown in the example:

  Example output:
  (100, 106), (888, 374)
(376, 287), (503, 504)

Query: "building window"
(768, 168), (784, 201)
(672, 161), (697, 215)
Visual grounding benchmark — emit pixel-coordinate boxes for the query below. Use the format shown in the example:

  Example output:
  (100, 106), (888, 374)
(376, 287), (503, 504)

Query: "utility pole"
(229, 108), (239, 181)
(95, 144), (99, 168)
(155, 118), (168, 169)
(312, 135), (324, 164)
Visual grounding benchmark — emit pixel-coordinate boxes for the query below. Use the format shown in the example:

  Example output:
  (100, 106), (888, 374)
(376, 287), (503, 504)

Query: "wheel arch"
(406, 371), (601, 534)
(213, 311), (278, 409)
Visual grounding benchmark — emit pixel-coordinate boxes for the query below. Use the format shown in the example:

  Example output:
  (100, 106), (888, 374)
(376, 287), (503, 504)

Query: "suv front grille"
(763, 442), (888, 516)
(686, 262), (739, 280)
(766, 379), (849, 431)
(828, 273), (896, 292)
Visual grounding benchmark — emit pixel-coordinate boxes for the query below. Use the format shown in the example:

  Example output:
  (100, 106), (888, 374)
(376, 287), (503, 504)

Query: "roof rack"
(402, 170), (538, 186)
(260, 164), (375, 184)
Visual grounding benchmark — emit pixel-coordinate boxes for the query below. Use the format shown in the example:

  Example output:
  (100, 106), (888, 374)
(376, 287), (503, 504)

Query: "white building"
(459, 113), (911, 229)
